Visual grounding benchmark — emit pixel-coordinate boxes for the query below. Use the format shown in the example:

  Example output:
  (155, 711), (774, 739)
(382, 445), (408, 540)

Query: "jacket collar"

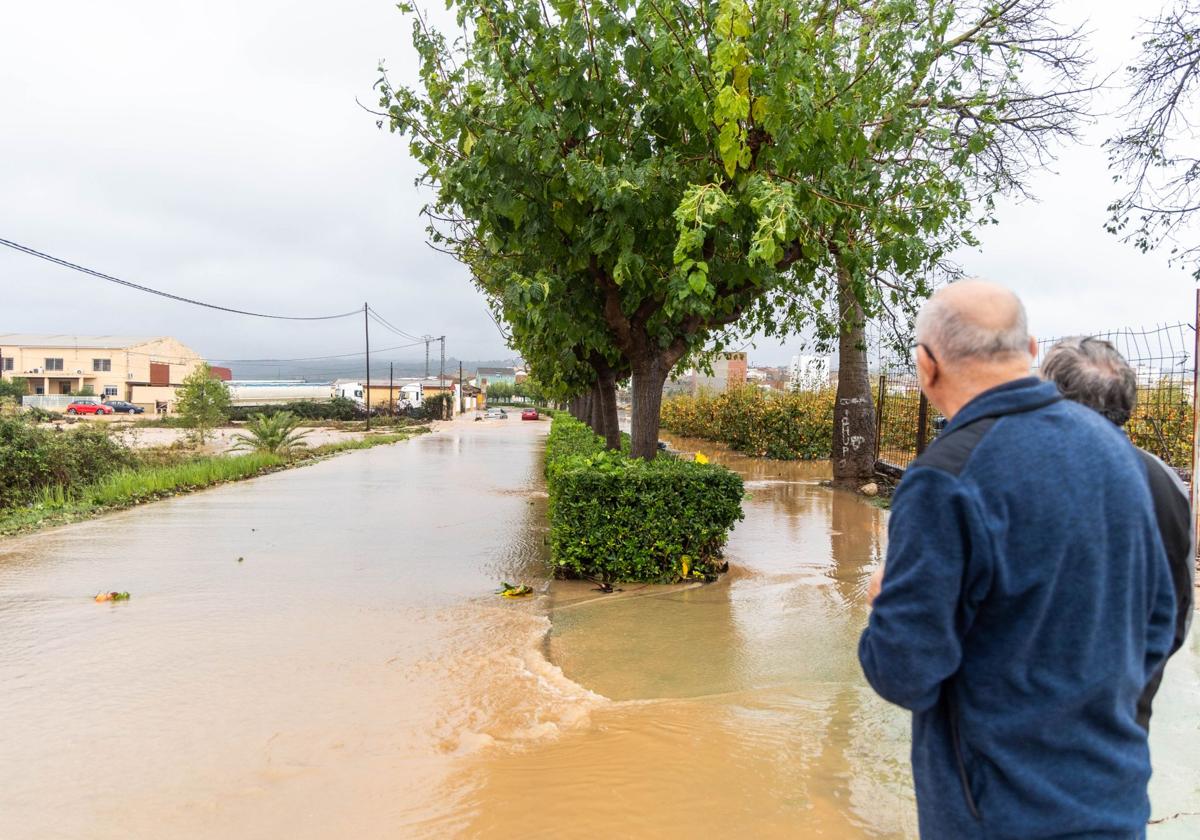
(943, 376), (1062, 435)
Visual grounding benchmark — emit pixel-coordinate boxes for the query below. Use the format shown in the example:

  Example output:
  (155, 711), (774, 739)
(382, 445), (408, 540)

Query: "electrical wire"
(367, 307), (427, 341)
(0, 237), (363, 321)
(210, 339), (428, 364)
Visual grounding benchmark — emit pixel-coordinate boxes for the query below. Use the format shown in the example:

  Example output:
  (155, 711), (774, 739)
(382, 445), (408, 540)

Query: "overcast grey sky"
(1, 0), (1195, 369)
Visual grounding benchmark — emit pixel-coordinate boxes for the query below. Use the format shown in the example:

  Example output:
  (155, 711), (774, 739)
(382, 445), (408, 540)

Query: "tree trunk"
(589, 383), (605, 432)
(596, 369), (621, 451)
(581, 391), (594, 430)
(629, 354), (669, 459)
(832, 264), (877, 485)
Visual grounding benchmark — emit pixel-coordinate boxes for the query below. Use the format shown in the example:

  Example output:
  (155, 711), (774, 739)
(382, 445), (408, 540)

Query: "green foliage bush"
(545, 414), (744, 583)
(228, 397), (360, 422)
(660, 385), (836, 460)
(422, 393), (454, 420)
(0, 416), (133, 509)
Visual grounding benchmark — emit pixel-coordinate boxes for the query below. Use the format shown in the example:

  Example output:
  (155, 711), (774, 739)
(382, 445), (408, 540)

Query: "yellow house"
(0, 334), (205, 408)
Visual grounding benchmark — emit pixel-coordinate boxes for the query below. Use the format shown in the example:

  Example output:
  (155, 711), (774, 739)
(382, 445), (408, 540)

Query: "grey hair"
(914, 290), (1031, 363)
(1041, 336), (1137, 426)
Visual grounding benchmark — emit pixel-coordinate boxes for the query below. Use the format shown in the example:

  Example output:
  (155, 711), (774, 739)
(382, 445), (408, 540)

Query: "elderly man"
(1042, 336), (1194, 730)
(858, 281), (1175, 839)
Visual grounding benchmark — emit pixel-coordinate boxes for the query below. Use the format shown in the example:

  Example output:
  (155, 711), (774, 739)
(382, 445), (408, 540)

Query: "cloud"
(2, 0), (1192, 373)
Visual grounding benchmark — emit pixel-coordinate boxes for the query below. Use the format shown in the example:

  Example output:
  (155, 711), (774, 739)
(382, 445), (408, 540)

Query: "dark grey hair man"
(1042, 335), (1194, 730)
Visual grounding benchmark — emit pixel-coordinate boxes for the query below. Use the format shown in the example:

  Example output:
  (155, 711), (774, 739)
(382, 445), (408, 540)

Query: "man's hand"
(867, 564), (885, 607)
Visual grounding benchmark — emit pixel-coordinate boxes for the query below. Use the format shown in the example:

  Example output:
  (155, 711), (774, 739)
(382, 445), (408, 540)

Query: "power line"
(210, 339), (428, 364)
(0, 237), (363, 321)
(367, 307), (426, 342)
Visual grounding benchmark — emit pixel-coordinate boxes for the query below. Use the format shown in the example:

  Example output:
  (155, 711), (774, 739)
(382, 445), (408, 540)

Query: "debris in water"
(497, 582), (533, 598)
(94, 592), (131, 602)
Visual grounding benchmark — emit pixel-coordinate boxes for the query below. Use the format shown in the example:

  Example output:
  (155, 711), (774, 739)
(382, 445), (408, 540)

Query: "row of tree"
(378, 0), (1194, 480)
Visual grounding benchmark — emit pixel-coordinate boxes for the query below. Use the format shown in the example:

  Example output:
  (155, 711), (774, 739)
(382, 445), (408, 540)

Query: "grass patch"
(0, 430), (420, 538)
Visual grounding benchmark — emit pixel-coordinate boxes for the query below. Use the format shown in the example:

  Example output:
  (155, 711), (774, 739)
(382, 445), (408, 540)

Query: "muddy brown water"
(0, 421), (1196, 838)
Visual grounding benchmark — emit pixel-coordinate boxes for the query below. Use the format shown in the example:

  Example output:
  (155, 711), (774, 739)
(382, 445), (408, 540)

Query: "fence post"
(1192, 289), (1199, 552)
(916, 392), (930, 456)
(874, 373), (886, 462)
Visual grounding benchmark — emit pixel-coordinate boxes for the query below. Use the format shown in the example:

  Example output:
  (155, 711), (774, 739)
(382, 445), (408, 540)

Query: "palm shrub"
(231, 412), (311, 457)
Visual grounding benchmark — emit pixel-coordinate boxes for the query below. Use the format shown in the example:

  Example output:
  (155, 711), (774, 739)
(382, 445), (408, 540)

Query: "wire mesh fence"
(875, 321), (1197, 478)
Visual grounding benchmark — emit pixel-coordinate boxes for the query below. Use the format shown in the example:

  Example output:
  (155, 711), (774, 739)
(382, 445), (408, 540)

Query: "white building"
(789, 355), (831, 391)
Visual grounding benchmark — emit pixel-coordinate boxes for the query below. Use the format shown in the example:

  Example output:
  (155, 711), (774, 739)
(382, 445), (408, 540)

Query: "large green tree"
(380, 0), (1088, 461)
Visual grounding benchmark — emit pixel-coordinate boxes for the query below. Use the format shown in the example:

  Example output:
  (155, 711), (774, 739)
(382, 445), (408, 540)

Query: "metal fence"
(875, 321), (1198, 479)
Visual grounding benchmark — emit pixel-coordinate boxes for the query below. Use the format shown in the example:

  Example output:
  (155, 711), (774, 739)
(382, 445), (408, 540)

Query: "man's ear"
(917, 344), (937, 386)
(1028, 336), (1038, 358)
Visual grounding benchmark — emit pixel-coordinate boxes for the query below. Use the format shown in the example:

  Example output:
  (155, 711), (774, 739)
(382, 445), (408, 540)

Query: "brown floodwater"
(1, 421), (1197, 838)
(441, 432), (1200, 840)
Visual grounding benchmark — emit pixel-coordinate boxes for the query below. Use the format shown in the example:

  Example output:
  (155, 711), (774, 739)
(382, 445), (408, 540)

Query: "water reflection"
(455, 433), (917, 837)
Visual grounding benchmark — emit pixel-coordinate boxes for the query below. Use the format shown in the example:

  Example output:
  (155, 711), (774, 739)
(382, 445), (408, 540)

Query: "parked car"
(65, 400), (114, 416)
(521, 409), (539, 421)
(103, 400), (145, 414)
(485, 408), (508, 419)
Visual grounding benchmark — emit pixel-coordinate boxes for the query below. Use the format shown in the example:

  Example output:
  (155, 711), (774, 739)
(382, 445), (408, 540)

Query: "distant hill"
(213, 357), (523, 382)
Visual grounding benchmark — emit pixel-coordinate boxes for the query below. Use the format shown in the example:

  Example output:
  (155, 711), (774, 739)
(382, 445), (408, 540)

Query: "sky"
(1, 0), (1195, 371)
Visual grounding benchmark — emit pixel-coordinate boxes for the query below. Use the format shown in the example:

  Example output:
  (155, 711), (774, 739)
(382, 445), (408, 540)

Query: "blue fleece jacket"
(859, 377), (1175, 839)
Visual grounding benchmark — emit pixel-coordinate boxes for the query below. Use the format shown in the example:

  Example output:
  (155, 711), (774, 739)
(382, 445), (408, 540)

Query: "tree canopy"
(1107, 1), (1200, 277)
(379, 0), (1090, 459)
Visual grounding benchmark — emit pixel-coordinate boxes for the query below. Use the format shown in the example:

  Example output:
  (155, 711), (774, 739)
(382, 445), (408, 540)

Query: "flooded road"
(2, 421), (1197, 838)
(452, 433), (1200, 839)
(0, 417), (579, 839)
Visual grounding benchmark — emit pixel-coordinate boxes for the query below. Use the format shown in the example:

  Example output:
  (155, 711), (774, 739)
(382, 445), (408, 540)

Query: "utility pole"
(389, 361), (394, 416)
(459, 360), (464, 414)
(364, 302), (371, 431)
(425, 338), (430, 379)
(439, 336), (446, 419)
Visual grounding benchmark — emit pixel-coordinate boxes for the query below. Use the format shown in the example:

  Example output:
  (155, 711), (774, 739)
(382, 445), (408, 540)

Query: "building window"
(103, 386), (118, 397)
(45, 358), (64, 371)
(93, 358), (111, 372)
(35, 386), (44, 395)
(1, 357), (12, 371)
(60, 383), (72, 395)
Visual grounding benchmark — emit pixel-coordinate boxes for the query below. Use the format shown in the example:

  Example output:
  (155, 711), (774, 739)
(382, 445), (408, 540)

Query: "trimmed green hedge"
(544, 414), (744, 583)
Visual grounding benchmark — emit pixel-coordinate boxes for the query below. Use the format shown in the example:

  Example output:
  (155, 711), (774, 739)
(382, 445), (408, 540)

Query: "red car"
(521, 409), (540, 421)
(65, 400), (114, 415)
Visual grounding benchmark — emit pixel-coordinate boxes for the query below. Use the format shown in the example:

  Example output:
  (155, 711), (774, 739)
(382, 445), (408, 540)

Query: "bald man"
(858, 281), (1174, 839)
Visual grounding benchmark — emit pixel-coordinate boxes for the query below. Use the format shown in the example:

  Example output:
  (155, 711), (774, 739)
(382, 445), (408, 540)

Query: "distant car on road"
(65, 400), (114, 416)
(521, 409), (539, 421)
(103, 400), (145, 414)
(485, 408), (508, 419)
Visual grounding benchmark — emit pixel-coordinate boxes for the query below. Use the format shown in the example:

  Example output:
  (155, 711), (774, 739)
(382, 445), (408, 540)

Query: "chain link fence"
(875, 321), (1197, 480)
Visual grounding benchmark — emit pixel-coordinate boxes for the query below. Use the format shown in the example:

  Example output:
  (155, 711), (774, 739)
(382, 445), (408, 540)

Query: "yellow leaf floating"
(694, 452), (709, 464)
(498, 582), (533, 598)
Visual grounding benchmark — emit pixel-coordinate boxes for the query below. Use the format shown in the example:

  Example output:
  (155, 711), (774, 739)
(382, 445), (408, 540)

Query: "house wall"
(0, 337), (203, 402)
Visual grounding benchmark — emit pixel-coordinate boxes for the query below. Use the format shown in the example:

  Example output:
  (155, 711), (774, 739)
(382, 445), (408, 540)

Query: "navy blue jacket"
(859, 378), (1175, 839)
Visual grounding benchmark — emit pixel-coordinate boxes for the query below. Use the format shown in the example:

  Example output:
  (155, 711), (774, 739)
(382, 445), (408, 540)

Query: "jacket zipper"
(948, 697), (982, 820)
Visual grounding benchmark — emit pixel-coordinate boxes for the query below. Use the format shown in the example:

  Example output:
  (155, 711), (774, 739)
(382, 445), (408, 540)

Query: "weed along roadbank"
(1, 418), (1197, 838)
(0, 415), (427, 537)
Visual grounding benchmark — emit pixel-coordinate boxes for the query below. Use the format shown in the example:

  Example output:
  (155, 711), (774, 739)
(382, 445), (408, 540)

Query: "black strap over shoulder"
(909, 393), (1062, 477)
